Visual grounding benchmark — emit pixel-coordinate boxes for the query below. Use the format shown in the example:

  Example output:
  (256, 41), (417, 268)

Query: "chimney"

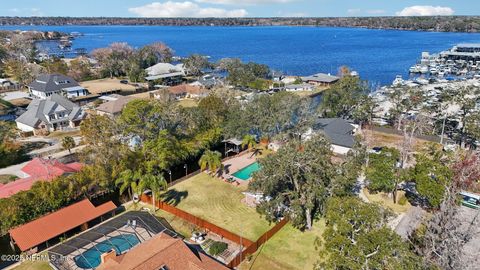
(100, 249), (117, 264)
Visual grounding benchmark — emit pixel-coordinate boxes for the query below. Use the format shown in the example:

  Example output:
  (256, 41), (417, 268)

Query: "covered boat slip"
(9, 199), (117, 252)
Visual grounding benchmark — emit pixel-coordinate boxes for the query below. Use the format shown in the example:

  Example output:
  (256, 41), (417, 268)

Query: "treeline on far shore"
(0, 16), (479, 32)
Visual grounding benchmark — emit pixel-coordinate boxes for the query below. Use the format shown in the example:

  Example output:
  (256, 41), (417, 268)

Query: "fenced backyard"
(140, 171), (290, 268)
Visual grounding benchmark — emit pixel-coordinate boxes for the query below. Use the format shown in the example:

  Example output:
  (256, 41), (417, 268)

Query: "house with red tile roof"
(97, 233), (229, 270)
(0, 158), (83, 199)
(9, 199), (116, 252)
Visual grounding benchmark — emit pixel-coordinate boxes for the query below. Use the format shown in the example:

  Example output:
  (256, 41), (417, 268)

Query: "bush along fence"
(140, 193), (289, 268)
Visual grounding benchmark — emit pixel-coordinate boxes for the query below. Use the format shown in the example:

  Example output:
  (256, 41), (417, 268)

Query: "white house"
(145, 63), (185, 85)
(28, 74), (88, 99)
(16, 94), (86, 135)
(285, 83), (314, 92)
(304, 118), (359, 155)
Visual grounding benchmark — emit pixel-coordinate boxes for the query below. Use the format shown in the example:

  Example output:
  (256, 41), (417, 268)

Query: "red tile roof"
(21, 158), (82, 179)
(9, 199), (116, 251)
(0, 158), (83, 199)
(97, 233), (229, 270)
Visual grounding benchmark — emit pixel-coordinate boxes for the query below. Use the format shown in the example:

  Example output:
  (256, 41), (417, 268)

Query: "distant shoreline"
(0, 16), (479, 33)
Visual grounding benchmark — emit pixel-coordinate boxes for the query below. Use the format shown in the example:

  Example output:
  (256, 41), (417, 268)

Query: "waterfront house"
(15, 94), (86, 135)
(301, 73), (340, 86)
(0, 158), (83, 198)
(285, 83), (314, 92)
(28, 74), (88, 99)
(145, 63), (185, 85)
(305, 118), (358, 155)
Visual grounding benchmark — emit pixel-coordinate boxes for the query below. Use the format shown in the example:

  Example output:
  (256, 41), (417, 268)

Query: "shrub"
(398, 194), (408, 206)
(209, 241), (228, 256)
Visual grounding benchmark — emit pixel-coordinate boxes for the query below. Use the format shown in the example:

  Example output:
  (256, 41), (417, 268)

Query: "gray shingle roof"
(301, 73), (340, 83)
(16, 94), (84, 128)
(313, 118), (355, 148)
(28, 74), (80, 93)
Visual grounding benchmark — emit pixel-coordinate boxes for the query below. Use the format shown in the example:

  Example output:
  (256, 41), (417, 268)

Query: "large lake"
(2, 25), (480, 85)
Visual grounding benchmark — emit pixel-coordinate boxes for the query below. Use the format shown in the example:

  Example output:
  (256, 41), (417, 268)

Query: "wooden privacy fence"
(227, 217), (289, 268)
(140, 193), (289, 268)
(140, 194), (254, 247)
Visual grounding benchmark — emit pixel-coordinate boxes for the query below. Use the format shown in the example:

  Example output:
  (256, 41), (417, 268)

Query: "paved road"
(394, 206), (426, 239)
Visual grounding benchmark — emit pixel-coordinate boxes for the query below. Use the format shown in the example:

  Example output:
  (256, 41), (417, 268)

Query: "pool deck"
(221, 153), (257, 184)
(223, 153), (257, 174)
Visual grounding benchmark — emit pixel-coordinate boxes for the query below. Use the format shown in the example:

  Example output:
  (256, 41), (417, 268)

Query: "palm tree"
(115, 169), (140, 200)
(61, 136), (76, 153)
(242, 134), (257, 151)
(138, 173), (167, 212)
(198, 150), (222, 174)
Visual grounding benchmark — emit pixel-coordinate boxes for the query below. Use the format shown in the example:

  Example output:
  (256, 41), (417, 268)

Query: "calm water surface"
(2, 25), (480, 85)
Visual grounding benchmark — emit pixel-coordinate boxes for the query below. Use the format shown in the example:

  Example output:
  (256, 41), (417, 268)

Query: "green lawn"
(0, 174), (17, 184)
(162, 172), (273, 241)
(177, 98), (198, 107)
(11, 253), (53, 270)
(239, 220), (326, 270)
(363, 189), (412, 214)
(127, 202), (196, 239)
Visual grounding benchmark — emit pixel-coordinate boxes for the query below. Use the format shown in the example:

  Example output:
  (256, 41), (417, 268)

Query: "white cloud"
(367, 9), (385, 15)
(128, 1), (248, 17)
(195, 0), (296, 5)
(30, 8), (43, 16)
(277, 11), (307, 17)
(396, 5), (454, 16)
(347, 9), (361, 15)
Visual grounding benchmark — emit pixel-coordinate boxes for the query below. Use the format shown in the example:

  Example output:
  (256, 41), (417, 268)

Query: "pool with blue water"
(232, 162), (261, 180)
(74, 234), (140, 269)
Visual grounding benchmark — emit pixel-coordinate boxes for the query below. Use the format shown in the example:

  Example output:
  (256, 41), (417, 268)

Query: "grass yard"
(47, 129), (81, 139)
(239, 220), (326, 270)
(162, 172), (273, 241)
(11, 253), (53, 270)
(177, 98), (198, 107)
(0, 174), (18, 184)
(363, 129), (436, 152)
(363, 189), (412, 214)
(127, 202), (196, 239)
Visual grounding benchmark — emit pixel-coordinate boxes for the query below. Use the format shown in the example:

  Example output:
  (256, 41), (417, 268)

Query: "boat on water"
(409, 64), (421, 73)
(420, 66), (429, 74)
(392, 75), (404, 86)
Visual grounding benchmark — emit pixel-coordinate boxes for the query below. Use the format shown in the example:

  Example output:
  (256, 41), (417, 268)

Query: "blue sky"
(1, 1), (478, 18)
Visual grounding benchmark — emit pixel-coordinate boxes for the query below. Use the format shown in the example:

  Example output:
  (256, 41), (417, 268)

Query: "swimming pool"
(74, 234), (140, 269)
(232, 162), (261, 180)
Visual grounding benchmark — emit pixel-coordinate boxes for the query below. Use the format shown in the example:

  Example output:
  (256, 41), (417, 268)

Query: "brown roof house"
(97, 233), (229, 270)
(95, 95), (133, 117)
(167, 84), (208, 99)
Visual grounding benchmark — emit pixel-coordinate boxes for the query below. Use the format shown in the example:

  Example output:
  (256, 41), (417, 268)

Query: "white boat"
(430, 67), (438, 74)
(409, 65), (420, 73)
(415, 78), (429, 85)
(392, 75), (404, 86)
(420, 66), (429, 74)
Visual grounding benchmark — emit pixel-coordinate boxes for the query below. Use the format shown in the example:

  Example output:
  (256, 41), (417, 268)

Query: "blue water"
(233, 162), (261, 180)
(74, 234), (140, 269)
(2, 25), (480, 85)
